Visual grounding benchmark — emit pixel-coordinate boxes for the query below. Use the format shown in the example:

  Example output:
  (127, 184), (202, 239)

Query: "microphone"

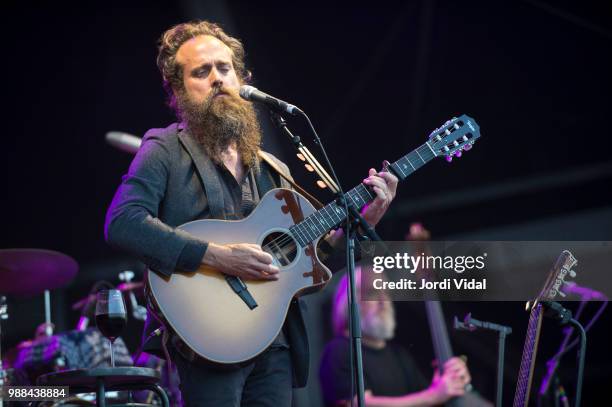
(562, 282), (607, 300)
(239, 85), (303, 116)
(106, 131), (142, 154)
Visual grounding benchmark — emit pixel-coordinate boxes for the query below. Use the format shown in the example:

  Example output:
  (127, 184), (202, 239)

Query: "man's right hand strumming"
(202, 242), (280, 281)
(425, 357), (471, 405)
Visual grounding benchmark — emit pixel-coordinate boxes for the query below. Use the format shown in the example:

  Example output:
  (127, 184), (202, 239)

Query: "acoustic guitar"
(148, 115), (481, 364)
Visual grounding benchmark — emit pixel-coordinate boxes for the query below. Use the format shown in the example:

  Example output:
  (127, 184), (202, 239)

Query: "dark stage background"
(2, 1), (612, 406)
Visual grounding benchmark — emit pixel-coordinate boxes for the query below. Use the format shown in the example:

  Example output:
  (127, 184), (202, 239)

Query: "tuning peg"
(304, 164), (314, 172)
(296, 153), (306, 162)
(568, 269), (576, 278)
(316, 180), (328, 189)
(445, 155), (453, 163)
(454, 150), (462, 158)
(463, 143), (473, 151)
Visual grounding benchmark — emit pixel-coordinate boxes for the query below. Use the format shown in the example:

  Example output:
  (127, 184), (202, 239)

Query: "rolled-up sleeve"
(104, 131), (207, 277)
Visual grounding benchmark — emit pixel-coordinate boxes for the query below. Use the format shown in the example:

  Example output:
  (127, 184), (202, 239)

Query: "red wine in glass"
(95, 313), (127, 341)
(95, 289), (127, 367)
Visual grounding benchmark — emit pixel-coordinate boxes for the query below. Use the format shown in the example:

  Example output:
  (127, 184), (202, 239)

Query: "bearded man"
(320, 268), (472, 407)
(105, 20), (398, 406)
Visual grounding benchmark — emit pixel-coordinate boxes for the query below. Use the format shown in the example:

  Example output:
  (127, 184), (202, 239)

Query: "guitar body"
(147, 188), (332, 364)
(146, 114), (481, 365)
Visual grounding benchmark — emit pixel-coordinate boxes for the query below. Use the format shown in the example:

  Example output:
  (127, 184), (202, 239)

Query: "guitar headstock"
(527, 250), (578, 310)
(428, 114), (481, 162)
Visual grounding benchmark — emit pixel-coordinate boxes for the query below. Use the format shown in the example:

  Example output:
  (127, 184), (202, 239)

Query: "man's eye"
(218, 65), (231, 73)
(194, 68), (210, 77)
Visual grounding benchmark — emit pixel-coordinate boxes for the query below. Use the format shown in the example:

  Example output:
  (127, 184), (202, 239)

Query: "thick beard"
(176, 86), (262, 167)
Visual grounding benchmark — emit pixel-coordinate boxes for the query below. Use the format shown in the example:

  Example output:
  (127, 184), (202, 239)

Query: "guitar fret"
(297, 228), (308, 246)
(308, 220), (318, 238)
(392, 162), (407, 178)
(293, 230), (304, 247)
(290, 225), (307, 246)
(354, 185), (366, 205)
(409, 154), (422, 170)
(404, 156), (416, 170)
(306, 220), (319, 239)
(359, 183), (374, 200)
(347, 190), (361, 209)
(419, 144), (434, 160)
(299, 222), (315, 242)
(415, 149), (425, 163)
(321, 206), (334, 226)
(320, 211), (332, 228)
(293, 225), (307, 244)
(425, 141), (437, 156)
(348, 189), (361, 210)
(305, 216), (317, 236)
(314, 213), (328, 232)
(331, 204), (344, 223)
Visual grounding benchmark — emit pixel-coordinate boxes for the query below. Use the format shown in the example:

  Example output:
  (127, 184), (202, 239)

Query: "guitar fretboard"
(513, 303), (544, 407)
(289, 142), (437, 246)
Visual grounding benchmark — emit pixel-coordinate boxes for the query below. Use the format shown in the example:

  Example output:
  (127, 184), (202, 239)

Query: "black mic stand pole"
(270, 111), (375, 407)
(269, 112), (339, 193)
(269, 112), (386, 246)
(454, 313), (512, 407)
(541, 301), (587, 407)
(537, 300), (586, 407)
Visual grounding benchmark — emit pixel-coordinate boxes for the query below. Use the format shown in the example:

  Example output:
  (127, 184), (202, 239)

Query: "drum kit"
(0, 249), (179, 406)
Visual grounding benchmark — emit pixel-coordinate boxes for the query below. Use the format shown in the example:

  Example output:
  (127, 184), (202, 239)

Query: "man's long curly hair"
(156, 20), (248, 115)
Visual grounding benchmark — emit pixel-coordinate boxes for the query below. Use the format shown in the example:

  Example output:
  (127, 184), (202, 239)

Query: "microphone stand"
(270, 111), (384, 407)
(540, 301), (587, 407)
(454, 313), (512, 407)
(269, 112), (383, 243)
(537, 301), (586, 406)
(269, 112), (339, 193)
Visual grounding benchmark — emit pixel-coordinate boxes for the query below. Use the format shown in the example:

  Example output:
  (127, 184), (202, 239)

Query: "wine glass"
(95, 289), (127, 367)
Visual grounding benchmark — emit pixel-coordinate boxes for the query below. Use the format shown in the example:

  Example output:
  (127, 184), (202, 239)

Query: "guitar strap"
(257, 150), (323, 209)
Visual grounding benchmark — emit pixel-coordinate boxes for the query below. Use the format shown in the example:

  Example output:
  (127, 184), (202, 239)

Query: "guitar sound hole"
(262, 232), (297, 267)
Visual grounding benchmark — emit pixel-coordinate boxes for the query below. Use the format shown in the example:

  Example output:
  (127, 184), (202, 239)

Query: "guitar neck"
(513, 303), (544, 407)
(425, 301), (455, 364)
(426, 300), (473, 407)
(289, 141), (438, 246)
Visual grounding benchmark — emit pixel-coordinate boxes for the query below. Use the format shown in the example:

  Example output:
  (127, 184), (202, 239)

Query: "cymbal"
(0, 248), (78, 297)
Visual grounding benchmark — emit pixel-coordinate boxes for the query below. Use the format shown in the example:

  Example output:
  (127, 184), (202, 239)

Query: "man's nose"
(210, 68), (223, 88)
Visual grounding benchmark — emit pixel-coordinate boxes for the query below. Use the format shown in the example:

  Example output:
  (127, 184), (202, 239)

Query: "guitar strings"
(260, 186), (373, 253)
(257, 146), (441, 256)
